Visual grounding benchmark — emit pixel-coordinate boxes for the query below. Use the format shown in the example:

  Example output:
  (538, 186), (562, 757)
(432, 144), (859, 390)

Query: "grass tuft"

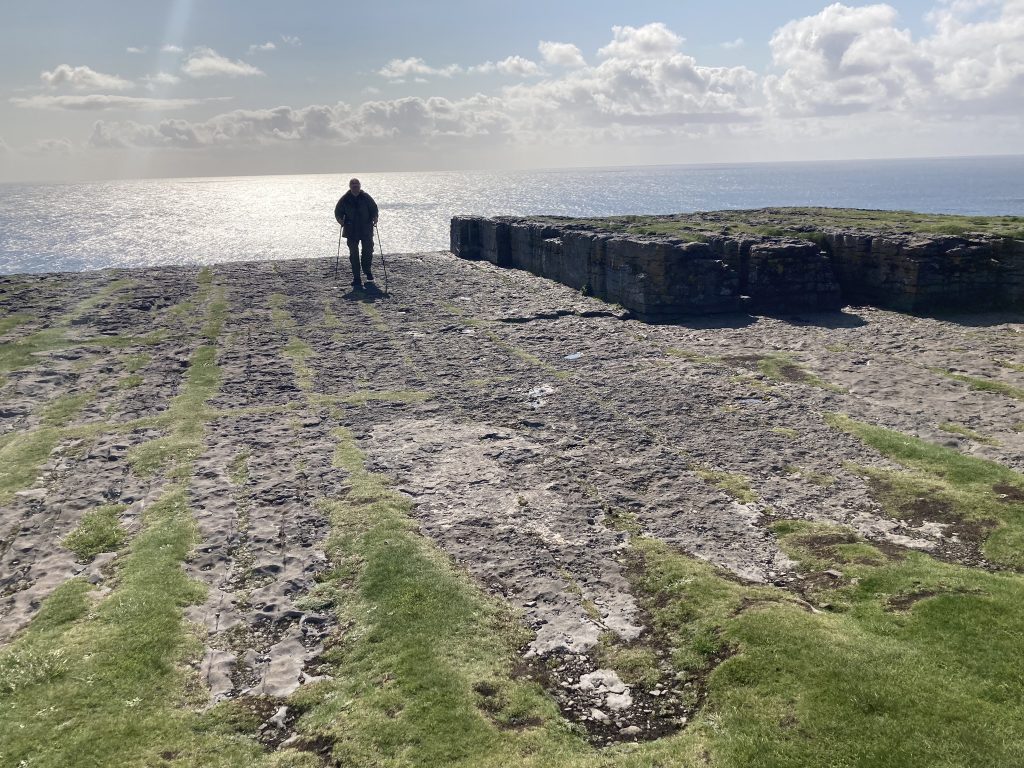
(62, 504), (128, 561)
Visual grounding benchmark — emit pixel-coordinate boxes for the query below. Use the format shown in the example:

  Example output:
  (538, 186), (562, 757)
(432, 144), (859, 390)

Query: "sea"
(1, 155), (1023, 275)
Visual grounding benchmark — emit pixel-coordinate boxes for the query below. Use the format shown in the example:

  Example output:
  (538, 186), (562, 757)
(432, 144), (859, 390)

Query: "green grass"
(269, 293), (296, 331)
(118, 373), (145, 389)
(309, 389), (432, 407)
(539, 208), (1024, 243)
(283, 337), (314, 390)
(123, 353), (151, 373)
(771, 427), (799, 439)
(0, 427), (61, 505)
(0, 488), (277, 768)
(289, 427), (593, 767)
(933, 368), (1024, 401)
(228, 449), (251, 486)
(0, 312), (31, 336)
(939, 422), (998, 445)
(783, 465), (836, 487)
(695, 466), (759, 504)
(62, 504), (128, 561)
(756, 355), (845, 393)
(996, 359), (1024, 373)
(127, 345), (221, 479)
(827, 413), (1024, 568)
(40, 390), (95, 427)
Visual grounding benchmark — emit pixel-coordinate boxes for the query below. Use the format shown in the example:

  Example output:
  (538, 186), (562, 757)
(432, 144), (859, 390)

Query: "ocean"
(1, 155), (1023, 275)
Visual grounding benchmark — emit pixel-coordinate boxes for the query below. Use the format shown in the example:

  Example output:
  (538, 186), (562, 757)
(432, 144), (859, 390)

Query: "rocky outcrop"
(450, 216), (1024, 320)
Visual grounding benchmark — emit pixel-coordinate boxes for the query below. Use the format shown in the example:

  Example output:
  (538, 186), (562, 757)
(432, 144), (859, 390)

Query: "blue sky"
(1, 1), (1021, 181)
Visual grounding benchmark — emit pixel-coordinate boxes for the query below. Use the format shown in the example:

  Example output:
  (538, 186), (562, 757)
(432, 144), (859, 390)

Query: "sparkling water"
(1, 156), (1023, 274)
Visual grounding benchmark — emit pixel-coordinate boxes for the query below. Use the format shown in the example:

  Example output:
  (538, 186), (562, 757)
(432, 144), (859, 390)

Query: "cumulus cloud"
(88, 95), (515, 150)
(182, 48), (263, 78)
(378, 57), (462, 79)
(281, 35), (302, 47)
(41, 64), (133, 91)
(539, 41), (586, 68)
(722, 38), (746, 50)
(13, 94), (204, 111)
(765, 1), (1024, 116)
(249, 41), (277, 54)
(127, 46), (147, 54)
(162, 45), (184, 54)
(598, 22), (684, 59)
(62, 10), (1024, 162)
(471, 56), (544, 76)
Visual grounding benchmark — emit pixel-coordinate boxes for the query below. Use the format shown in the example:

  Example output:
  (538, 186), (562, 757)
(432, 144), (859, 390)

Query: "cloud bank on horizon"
(1, 0), (1022, 181)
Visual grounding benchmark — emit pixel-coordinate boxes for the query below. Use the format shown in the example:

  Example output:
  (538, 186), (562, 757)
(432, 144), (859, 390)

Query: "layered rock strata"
(450, 216), (1024, 320)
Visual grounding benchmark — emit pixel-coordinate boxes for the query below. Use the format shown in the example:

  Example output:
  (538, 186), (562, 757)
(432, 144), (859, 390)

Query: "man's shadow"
(339, 281), (387, 302)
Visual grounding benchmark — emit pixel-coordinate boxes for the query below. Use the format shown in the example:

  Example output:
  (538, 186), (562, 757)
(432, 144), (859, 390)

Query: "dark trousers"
(347, 235), (373, 280)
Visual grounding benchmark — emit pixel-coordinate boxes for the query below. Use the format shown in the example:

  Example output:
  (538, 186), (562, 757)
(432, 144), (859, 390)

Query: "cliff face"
(450, 216), (1024, 320)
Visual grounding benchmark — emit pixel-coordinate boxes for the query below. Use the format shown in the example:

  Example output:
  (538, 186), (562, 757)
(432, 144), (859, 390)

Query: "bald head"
(349, 178), (362, 195)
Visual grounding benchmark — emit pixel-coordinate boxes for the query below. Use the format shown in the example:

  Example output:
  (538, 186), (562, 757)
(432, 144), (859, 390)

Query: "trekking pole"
(374, 222), (389, 296)
(334, 226), (342, 279)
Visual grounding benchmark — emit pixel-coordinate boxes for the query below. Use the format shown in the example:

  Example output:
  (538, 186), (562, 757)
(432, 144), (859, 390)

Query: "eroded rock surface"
(1, 253), (1022, 732)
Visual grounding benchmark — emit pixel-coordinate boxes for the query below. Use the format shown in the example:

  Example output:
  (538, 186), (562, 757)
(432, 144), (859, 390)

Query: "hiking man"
(334, 178), (379, 289)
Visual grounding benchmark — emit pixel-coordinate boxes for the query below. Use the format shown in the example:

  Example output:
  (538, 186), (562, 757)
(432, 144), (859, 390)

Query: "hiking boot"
(364, 270), (375, 282)
(351, 278), (363, 290)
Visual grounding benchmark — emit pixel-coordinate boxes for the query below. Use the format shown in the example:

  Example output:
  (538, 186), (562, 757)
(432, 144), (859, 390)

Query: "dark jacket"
(334, 191), (378, 239)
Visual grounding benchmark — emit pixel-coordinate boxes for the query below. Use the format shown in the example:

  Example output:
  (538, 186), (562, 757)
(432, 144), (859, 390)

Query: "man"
(334, 178), (379, 289)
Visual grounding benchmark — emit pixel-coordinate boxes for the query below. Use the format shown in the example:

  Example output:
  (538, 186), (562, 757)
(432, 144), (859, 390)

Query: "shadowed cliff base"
(1, 249), (1023, 767)
(451, 207), (1024, 322)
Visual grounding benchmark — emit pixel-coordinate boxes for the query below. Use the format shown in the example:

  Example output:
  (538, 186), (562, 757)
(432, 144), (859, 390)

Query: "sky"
(1, 0), (1022, 182)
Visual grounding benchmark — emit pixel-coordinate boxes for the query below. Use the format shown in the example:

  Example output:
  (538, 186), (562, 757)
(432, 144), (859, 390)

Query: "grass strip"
(0, 427), (62, 505)
(127, 345), (221, 480)
(0, 489), (273, 768)
(287, 427), (595, 767)
(827, 413), (1024, 567)
(933, 368), (1024, 401)
(757, 354), (845, 392)
(0, 312), (32, 336)
(939, 422), (998, 445)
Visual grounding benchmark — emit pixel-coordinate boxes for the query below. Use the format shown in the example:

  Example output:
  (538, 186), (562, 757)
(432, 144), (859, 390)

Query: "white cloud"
(249, 41), (277, 54)
(471, 56), (544, 77)
(182, 48), (263, 78)
(162, 45), (184, 54)
(722, 38), (746, 50)
(597, 22), (684, 59)
(765, 1), (1024, 116)
(539, 41), (586, 68)
(88, 95), (516, 150)
(127, 46), (147, 54)
(143, 72), (182, 89)
(41, 64), (133, 91)
(281, 35), (302, 46)
(378, 57), (462, 79)
(13, 94), (204, 111)
(54, 11), (1024, 164)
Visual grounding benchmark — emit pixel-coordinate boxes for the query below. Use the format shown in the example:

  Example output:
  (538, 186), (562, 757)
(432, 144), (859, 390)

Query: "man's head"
(349, 178), (362, 196)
